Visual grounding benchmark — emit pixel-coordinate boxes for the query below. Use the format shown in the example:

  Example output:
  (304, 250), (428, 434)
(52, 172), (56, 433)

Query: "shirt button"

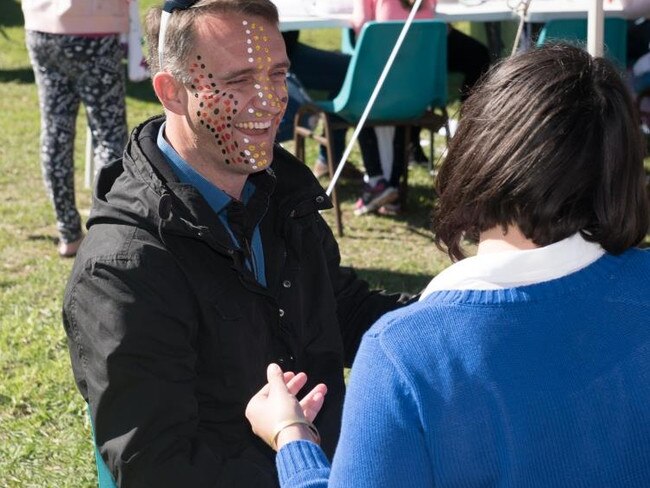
(282, 280), (291, 288)
(315, 196), (324, 203)
(278, 308), (285, 317)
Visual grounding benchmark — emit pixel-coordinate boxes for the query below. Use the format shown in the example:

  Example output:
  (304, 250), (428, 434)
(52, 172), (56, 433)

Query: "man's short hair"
(433, 43), (649, 261)
(144, 0), (279, 83)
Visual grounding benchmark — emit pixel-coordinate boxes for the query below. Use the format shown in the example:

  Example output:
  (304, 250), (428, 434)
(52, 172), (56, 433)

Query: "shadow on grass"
(0, 68), (34, 84)
(27, 234), (58, 244)
(1, 0), (23, 29)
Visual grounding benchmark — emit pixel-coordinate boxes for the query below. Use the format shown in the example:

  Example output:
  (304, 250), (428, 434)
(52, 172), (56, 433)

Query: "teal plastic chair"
(294, 20), (448, 235)
(536, 17), (628, 68)
(88, 406), (118, 488)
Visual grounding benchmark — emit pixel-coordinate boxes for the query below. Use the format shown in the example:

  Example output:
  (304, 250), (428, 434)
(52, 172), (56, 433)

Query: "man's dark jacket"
(63, 117), (409, 487)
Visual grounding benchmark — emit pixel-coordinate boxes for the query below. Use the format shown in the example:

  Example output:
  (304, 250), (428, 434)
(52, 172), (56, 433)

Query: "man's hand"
(246, 363), (327, 451)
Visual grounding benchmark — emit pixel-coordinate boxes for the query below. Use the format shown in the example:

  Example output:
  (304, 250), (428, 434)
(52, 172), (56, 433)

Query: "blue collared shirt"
(157, 123), (266, 287)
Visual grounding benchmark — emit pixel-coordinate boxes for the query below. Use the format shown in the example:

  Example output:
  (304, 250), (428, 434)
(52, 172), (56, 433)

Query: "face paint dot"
(248, 108), (254, 113)
(258, 93), (263, 98)
(228, 94), (234, 99)
(262, 101), (267, 106)
(250, 158), (256, 163)
(242, 20), (248, 25)
(247, 48), (253, 53)
(244, 150), (251, 156)
(244, 138), (250, 143)
(197, 55), (202, 60)
(246, 30), (251, 34)
(248, 57), (254, 63)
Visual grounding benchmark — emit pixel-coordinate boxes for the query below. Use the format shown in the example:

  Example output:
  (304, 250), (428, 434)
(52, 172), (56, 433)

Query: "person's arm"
(63, 249), (275, 487)
(352, 0), (375, 33)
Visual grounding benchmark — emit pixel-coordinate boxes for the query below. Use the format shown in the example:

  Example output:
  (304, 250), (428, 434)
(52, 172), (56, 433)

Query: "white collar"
(420, 233), (605, 300)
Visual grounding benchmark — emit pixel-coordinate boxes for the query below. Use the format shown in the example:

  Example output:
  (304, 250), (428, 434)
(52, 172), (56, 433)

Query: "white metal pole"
(587, 0), (604, 58)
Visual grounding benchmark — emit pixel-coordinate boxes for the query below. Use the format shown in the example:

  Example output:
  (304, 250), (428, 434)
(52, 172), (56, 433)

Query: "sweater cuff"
(277, 440), (331, 485)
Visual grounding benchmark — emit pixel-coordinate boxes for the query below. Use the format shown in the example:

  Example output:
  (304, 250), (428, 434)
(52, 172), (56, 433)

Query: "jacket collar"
(89, 116), (332, 246)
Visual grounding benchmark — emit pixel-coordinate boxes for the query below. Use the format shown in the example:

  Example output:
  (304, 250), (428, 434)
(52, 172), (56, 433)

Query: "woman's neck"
(477, 225), (538, 255)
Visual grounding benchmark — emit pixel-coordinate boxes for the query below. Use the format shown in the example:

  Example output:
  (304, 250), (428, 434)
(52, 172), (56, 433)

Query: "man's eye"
(227, 78), (248, 85)
(271, 71), (288, 80)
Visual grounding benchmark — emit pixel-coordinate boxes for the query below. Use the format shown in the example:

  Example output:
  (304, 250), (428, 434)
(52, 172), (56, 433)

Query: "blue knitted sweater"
(276, 249), (650, 487)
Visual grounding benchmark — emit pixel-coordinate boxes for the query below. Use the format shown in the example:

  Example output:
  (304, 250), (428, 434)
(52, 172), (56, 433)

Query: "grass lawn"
(0, 1), (451, 485)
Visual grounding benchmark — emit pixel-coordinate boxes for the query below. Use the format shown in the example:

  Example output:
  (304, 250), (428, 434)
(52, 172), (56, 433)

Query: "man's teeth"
(234, 121), (271, 130)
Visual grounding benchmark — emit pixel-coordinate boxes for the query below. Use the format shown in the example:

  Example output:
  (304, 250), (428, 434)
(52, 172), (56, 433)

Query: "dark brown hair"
(433, 43), (649, 261)
(144, 0), (279, 82)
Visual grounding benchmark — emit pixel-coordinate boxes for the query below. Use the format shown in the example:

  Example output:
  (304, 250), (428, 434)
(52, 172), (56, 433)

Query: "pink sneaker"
(354, 179), (399, 216)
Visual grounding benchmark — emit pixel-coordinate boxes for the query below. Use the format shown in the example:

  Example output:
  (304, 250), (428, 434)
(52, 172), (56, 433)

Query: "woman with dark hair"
(246, 44), (650, 487)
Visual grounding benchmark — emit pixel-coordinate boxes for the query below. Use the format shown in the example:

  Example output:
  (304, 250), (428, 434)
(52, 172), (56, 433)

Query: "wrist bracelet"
(270, 418), (321, 450)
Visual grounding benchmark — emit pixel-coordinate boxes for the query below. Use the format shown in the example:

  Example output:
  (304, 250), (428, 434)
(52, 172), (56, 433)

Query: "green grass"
(0, 2), (450, 485)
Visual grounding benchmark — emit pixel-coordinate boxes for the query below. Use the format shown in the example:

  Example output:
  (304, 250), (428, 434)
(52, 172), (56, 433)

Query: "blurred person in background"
(22, 0), (128, 257)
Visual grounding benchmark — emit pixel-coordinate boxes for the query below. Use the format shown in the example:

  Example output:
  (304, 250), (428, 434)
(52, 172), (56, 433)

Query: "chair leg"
(322, 114), (343, 237)
(293, 108), (307, 163)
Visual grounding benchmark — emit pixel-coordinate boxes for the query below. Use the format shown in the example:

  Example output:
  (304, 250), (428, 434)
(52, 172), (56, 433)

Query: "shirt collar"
(421, 233), (605, 299)
(157, 122), (255, 215)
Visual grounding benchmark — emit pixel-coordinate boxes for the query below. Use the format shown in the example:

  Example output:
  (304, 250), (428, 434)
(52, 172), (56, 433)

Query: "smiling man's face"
(186, 13), (289, 174)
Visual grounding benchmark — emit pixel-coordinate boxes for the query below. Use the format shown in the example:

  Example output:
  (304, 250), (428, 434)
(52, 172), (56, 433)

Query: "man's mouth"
(234, 120), (272, 134)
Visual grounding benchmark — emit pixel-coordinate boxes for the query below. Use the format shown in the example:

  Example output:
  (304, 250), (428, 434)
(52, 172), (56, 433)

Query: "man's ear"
(152, 72), (187, 116)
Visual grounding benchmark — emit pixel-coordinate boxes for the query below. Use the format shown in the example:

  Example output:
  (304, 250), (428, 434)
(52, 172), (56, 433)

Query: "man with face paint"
(62, 1), (411, 487)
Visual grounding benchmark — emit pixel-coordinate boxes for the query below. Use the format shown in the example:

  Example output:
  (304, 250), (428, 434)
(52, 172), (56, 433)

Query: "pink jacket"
(22, 0), (129, 35)
(352, 0), (437, 33)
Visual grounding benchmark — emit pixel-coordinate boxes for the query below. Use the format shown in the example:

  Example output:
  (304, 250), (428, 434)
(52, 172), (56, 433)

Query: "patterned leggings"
(26, 31), (127, 243)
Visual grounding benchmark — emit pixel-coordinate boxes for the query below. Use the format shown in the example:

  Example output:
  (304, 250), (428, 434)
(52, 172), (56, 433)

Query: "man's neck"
(164, 121), (247, 200)
(477, 225), (538, 255)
